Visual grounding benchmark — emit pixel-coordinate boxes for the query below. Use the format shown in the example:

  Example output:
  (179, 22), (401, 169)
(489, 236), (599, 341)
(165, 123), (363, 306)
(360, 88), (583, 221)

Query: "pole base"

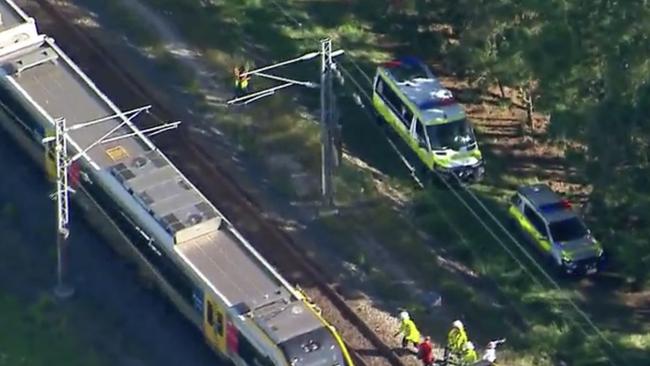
(318, 205), (339, 217)
(53, 283), (75, 299)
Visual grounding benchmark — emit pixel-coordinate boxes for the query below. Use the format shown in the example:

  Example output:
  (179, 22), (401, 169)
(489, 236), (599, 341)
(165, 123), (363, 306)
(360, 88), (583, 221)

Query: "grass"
(71, 0), (650, 364)
(77, 0), (161, 48)
(0, 294), (104, 366)
(0, 209), (102, 366)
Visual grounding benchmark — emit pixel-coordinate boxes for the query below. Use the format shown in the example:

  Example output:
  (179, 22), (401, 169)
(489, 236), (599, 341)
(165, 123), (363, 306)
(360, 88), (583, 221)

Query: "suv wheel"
(472, 167), (485, 183)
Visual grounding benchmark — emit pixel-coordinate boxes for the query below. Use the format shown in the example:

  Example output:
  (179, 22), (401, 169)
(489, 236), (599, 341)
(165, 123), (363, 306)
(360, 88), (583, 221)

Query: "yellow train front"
(193, 259), (355, 366)
(0, 3), (355, 366)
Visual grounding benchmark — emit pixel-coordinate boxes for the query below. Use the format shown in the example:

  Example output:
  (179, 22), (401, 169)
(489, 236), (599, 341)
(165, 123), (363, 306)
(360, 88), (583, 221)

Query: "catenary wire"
(337, 58), (623, 366)
(450, 173), (621, 360)
(337, 63), (424, 187)
(268, 0), (304, 28)
(345, 56), (374, 86)
(337, 62), (554, 287)
(263, 3), (623, 363)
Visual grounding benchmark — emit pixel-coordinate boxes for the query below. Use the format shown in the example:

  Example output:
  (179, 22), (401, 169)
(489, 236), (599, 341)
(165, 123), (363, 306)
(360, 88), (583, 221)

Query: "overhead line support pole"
(47, 110), (179, 300)
(320, 38), (335, 209)
(53, 117), (74, 299)
(226, 42), (344, 211)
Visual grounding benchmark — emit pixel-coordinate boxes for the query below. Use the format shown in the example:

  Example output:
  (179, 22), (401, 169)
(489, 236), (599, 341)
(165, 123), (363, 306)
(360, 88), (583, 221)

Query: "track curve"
(22, 1), (408, 366)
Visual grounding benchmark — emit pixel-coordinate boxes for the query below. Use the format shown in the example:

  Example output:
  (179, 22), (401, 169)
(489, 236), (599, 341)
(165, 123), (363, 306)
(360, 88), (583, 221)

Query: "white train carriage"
(0, 2), (353, 366)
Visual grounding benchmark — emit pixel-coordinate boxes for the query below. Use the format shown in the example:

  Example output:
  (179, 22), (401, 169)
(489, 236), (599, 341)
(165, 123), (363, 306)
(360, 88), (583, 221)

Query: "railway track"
(334, 61), (624, 366)
(22, 1), (407, 366)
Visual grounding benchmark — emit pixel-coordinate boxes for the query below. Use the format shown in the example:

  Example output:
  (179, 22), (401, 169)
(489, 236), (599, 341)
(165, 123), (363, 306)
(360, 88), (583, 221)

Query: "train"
(0, 2), (353, 366)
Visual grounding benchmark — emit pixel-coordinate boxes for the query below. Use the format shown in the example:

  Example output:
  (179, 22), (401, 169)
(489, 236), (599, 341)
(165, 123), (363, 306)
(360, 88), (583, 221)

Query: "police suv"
(508, 184), (605, 275)
(372, 57), (484, 182)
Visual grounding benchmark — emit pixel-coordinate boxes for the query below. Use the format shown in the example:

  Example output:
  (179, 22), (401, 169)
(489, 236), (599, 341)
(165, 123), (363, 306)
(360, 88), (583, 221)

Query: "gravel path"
(15, 0), (498, 365)
(13, 1), (420, 365)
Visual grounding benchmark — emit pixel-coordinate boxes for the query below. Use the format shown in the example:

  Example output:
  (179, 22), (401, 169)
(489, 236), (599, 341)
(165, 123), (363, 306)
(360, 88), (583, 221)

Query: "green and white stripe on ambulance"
(372, 90), (480, 171)
(436, 149), (482, 169)
(371, 59), (484, 182)
(372, 92), (435, 168)
(508, 205), (552, 252)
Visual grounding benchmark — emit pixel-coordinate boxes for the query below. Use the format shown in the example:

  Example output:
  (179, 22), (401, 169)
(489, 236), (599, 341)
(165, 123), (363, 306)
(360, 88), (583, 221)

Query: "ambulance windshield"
(426, 119), (475, 150)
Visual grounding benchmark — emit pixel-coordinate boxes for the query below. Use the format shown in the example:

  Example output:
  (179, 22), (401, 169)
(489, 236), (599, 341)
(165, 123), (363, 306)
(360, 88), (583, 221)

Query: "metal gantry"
(52, 117), (73, 298)
(42, 106), (180, 299)
(320, 39), (336, 208)
(227, 39), (344, 209)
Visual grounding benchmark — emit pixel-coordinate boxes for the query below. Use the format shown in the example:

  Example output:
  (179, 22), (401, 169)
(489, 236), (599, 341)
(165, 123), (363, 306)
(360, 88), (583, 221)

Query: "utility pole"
(228, 41), (344, 210)
(43, 106), (180, 299)
(53, 117), (73, 299)
(320, 39), (335, 208)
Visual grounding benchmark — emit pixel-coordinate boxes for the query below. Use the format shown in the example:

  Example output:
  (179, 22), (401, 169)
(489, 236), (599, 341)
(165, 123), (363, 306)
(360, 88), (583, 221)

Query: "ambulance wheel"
(419, 169), (433, 187)
(507, 216), (518, 230)
(374, 112), (384, 126)
(426, 168), (446, 189)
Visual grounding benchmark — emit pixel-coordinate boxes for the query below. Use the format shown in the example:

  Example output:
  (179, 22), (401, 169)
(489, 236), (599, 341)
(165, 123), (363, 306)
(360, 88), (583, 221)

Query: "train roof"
(0, 0), (30, 31)
(0, 2), (321, 346)
(379, 57), (465, 125)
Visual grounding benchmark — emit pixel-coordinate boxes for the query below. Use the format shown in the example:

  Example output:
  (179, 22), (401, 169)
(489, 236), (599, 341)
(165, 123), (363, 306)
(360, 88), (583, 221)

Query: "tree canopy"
(394, 0), (650, 284)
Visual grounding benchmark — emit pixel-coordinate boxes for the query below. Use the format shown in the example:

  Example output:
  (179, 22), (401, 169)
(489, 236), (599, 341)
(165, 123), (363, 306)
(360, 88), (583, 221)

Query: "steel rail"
(28, 1), (405, 366)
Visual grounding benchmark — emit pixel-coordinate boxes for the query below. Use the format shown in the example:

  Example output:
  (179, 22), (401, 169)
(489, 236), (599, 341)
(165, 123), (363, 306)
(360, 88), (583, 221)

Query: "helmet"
(399, 311), (410, 321)
(452, 320), (464, 329)
(465, 341), (475, 351)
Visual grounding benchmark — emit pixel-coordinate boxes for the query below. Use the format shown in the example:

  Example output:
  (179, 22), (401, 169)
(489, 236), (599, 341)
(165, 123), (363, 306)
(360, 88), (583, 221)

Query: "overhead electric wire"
(336, 58), (623, 366)
(345, 56), (374, 86)
(268, 0), (303, 28)
(449, 174), (621, 360)
(265, 3), (623, 363)
(337, 63), (423, 187)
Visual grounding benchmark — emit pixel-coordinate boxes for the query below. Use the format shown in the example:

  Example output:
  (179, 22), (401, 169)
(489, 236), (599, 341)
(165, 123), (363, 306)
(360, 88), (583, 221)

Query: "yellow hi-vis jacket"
(400, 319), (421, 343)
(461, 348), (478, 365)
(447, 328), (468, 354)
(234, 68), (250, 89)
(239, 75), (249, 89)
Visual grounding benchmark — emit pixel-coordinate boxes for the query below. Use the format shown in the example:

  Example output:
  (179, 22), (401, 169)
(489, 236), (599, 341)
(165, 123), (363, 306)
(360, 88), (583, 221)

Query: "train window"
(207, 301), (214, 325)
(215, 311), (224, 335)
(238, 334), (274, 366)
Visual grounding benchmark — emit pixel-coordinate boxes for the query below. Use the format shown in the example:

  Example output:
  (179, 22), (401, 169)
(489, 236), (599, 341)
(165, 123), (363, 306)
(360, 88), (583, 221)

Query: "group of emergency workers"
(395, 311), (496, 366)
(231, 60), (498, 364)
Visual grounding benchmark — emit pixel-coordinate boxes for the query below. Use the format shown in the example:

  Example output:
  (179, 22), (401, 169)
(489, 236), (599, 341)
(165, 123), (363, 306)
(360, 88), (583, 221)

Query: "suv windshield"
(549, 218), (588, 242)
(426, 119), (475, 150)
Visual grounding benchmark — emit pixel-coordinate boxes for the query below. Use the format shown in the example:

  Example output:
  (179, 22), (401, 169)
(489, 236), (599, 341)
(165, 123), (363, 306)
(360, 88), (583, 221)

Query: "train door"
(204, 294), (227, 354)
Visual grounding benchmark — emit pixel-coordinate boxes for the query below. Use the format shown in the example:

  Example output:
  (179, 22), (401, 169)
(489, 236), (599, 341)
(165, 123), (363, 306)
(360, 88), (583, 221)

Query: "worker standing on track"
(417, 336), (435, 366)
(394, 311), (421, 352)
(446, 320), (469, 360)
